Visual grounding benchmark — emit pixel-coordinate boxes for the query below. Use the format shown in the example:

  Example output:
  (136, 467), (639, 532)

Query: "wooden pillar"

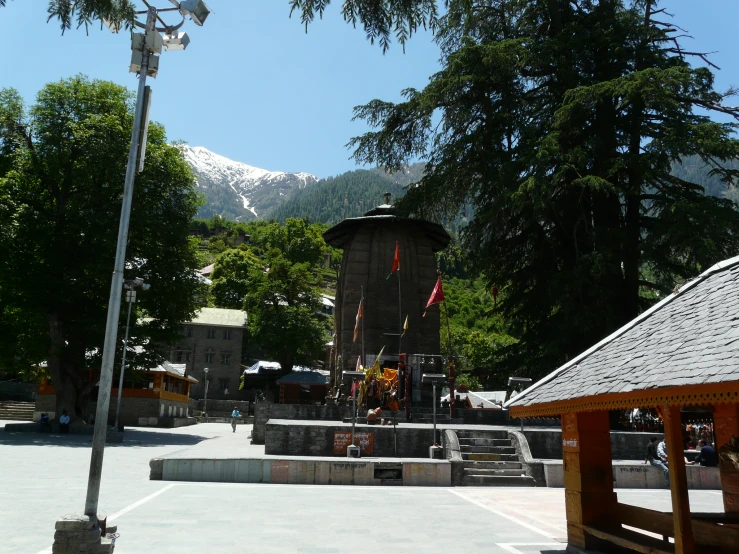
(561, 411), (617, 550)
(663, 404), (695, 554)
(714, 403), (739, 514)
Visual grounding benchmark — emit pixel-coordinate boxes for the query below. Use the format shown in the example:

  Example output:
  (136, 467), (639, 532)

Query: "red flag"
(423, 270), (445, 316)
(353, 297), (363, 343)
(387, 241), (400, 278)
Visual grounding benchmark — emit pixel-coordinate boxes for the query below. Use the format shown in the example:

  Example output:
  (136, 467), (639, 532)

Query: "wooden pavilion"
(507, 257), (739, 554)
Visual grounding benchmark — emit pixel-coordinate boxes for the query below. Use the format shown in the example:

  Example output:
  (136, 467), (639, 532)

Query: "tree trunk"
(48, 312), (91, 422)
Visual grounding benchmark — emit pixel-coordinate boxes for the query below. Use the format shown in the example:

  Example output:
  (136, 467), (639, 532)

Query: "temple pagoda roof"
(323, 214), (451, 252)
(507, 255), (739, 417)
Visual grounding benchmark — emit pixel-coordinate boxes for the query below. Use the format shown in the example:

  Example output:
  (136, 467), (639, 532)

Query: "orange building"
(36, 361), (197, 426)
(507, 257), (739, 554)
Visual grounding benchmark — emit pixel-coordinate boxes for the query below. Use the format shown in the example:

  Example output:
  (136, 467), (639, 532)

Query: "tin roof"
(187, 307), (247, 328)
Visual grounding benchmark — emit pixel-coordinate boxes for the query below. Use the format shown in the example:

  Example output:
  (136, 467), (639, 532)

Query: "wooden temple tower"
(323, 196), (451, 386)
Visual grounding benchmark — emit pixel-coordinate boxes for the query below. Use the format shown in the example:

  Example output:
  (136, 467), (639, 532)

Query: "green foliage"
(211, 249), (261, 309)
(0, 76), (204, 416)
(243, 253), (327, 375)
(289, 0), (444, 52)
(350, 1), (739, 378)
(271, 169), (407, 225)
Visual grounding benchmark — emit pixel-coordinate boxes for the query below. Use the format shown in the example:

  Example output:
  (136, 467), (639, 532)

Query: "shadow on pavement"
(0, 427), (211, 448)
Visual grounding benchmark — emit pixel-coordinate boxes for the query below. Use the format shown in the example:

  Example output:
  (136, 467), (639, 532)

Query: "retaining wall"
(542, 461), (720, 489)
(265, 420), (435, 458)
(151, 456), (450, 486)
(522, 429), (655, 460)
(253, 404), (353, 444)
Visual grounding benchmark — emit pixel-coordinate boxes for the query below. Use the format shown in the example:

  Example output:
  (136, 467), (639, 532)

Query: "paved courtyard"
(0, 421), (724, 554)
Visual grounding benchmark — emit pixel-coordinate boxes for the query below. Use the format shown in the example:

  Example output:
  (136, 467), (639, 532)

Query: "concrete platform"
(541, 459), (721, 489)
(152, 455), (451, 486)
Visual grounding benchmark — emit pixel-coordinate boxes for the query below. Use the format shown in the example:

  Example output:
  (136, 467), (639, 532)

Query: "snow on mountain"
(180, 145), (318, 221)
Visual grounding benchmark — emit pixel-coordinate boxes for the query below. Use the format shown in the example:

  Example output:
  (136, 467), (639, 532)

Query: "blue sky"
(0, 1), (736, 177)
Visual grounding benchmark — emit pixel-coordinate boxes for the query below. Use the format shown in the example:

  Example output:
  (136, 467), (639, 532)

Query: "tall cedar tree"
(0, 77), (204, 420)
(349, 0), (739, 377)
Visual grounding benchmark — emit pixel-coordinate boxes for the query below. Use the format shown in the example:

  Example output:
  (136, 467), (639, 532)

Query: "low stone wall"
(523, 429), (655, 460)
(253, 403), (352, 444)
(194, 399), (250, 416)
(265, 420), (435, 458)
(152, 456), (450, 486)
(508, 430), (546, 486)
(542, 461), (720, 489)
(442, 429), (465, 486)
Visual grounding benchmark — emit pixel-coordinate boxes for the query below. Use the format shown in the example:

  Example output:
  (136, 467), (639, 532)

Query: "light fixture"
(179, 0), (210, 26)
(163, 32), (190, 51)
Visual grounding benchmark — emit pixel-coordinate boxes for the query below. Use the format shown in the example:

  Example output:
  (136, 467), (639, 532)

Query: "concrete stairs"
(457, 429), (535, 486)
(0, 400), (35, 421)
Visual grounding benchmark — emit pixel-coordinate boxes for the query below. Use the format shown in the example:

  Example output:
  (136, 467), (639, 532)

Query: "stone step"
(461, 474), (536, 487)
(462, 461), (522, 470)
(460, 445), (516, 455)
(458, 438), (511, 447)
(463, 468), (527, 477)
(462, 452), (519, 462)
(456, 430), (509, 439)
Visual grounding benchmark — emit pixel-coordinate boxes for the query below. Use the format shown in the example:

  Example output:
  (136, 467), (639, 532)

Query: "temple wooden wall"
(334, 219), (442, 377)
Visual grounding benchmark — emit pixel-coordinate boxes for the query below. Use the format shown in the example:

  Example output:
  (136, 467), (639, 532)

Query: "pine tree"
(350, 0), (739, 376)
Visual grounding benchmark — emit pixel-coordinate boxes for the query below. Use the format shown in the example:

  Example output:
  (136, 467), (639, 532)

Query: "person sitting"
(59, 409), (70, 434)
(693, 439), (718, 467)
(39, 413), (50, 432)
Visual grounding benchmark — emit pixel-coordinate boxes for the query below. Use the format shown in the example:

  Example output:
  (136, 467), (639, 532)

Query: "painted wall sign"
(334, 431), (374, 455)
(562, 439), (578, 448)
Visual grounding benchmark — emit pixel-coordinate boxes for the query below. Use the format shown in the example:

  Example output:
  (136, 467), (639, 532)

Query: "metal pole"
(360, 285), (365, 368)
(397, 270), (402, 357)
(84, 7), (156, 518)
(204, 378), (209, 416)
(113, 290), (135, 431)
(351, 379), (357, 446)
(443, 301), (455, 420)
(432, 382), (437, 445)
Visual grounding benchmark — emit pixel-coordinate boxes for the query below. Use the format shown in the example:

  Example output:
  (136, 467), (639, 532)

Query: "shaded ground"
(0, 421), (723, 554)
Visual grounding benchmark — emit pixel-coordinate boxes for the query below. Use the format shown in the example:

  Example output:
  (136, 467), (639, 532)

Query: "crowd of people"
(645, 435), (718, 487)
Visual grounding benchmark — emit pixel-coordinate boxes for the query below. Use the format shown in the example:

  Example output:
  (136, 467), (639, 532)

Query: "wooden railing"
(583, 503), (739, 553)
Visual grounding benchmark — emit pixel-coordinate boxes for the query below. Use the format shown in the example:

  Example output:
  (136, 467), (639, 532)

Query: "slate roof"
(187, 307), (247, 328)
(276, 371), (330, 385)
(507, 256), (739, 409)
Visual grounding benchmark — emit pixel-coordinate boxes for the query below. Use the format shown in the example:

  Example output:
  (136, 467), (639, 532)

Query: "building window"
(204, 350), (214, 363)
(219, 378), (229, 393)
(180, 326), (193, 337)
(223, 329), (232, 340)
(176, 351), (190, 363)
(221, 353), (231, 365)
(207, 328), (216, 339)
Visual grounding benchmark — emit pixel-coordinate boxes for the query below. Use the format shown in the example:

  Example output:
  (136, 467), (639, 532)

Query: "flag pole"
(442, 298), (455, 419)
(361, 285), (365, 368)
(397, 269), (402, 357)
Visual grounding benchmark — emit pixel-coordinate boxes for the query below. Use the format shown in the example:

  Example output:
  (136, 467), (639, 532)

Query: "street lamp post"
(113, 278), (150, 431)
(422, 373), (447, 459)
(343, 370), (364, 458)
(203, 367), (210, 417)
(81, 0), (211, 524)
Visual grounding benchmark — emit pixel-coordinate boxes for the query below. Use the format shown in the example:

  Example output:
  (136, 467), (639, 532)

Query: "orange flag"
(423, 270), (445, 317)
(387, 241), (400, 279)
(353, 297), (363, 343)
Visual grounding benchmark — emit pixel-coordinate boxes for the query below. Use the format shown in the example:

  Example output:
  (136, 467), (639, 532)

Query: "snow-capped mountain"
(180, 145), (318, 221)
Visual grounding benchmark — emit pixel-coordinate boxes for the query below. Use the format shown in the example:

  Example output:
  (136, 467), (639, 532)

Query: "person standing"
(645, 437), (670, 487)
(231, 407), (241, 433)
(59, 409), (70, 434)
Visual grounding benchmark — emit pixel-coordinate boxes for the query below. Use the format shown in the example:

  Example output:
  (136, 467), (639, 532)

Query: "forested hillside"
(671, 155), (739, 200)
(270, 169), (406, 224)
